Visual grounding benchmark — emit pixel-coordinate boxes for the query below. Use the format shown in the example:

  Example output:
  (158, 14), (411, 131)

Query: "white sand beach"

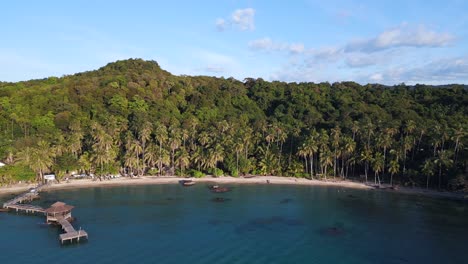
(0, 175), (465, 200)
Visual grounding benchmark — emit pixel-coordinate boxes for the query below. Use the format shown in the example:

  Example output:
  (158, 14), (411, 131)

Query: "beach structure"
(2, 186), (88, 244)
(44, 174), (56, 183)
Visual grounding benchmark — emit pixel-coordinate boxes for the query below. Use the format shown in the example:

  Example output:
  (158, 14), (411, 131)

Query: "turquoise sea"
(1, 184), (467, 264)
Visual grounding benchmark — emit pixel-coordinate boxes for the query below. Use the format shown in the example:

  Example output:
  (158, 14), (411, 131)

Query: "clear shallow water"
(1, 184), (467, 264)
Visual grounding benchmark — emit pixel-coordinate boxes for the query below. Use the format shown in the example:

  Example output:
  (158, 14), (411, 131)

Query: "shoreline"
(0, 176), (466, 201)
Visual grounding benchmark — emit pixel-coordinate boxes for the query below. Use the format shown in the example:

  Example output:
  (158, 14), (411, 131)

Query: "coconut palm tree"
(209, 143), (224, 170)
(154, 124), (168, 176)
(342, 136), (355, 179)
(305, 129), (319, 178)
(320, 149), (333, 180)
(372, 152), (384, 185)
(360, 147), (373, 183)
(35, 140), (56, 182)
(297, 144), (308, 175)
(331, 125), (341, 177)
(451, 126), (465, 162)
(421, 159), (435, 189)
(169, 131), (181, 174)
(388, 158), (399, 186)
(139, 121), (152, 172)
(176, 148), (190, 176)
(434, 150), (453, 189)
(144, 142), (158, 171)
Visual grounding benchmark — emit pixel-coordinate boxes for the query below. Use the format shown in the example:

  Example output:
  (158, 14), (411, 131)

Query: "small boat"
(180, 180), (196, 186)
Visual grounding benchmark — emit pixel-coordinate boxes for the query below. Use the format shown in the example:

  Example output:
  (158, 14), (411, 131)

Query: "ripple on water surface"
(0, 184), (467, 264)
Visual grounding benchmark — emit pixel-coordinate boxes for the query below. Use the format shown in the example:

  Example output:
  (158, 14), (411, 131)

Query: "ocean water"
(1, 184), (467, 264)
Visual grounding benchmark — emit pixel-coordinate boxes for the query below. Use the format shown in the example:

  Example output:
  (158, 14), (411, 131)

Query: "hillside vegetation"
(0, 59), (466, 190)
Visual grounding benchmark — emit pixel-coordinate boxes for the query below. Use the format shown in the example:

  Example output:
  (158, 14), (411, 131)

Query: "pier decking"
(57, 217), (88, 244)
(2, 185), (88, 245)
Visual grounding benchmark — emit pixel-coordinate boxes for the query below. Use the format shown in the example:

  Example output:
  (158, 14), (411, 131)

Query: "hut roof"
(45, 201), (74, 214)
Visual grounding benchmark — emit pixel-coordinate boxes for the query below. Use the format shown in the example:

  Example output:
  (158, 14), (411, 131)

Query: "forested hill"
(0, 59), (467, 191)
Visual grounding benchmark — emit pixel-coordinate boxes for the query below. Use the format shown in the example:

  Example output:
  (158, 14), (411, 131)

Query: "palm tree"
(169, 132), (181, 174)
(388, 158), (399, 186)
(320, 149), (333, 180)
(402, 135), (414, 174)
(128, 139), (143, 175)
(233, 135), (244, 173)
(305, 129), (319, 178)
(451, 126), (465, 162)
(360, 147), (373, 183)
(351, 121), (360, 141)
(434, 150), (453, 189)
(124, 154), (139, 177)
(342, 136), (355, 178)
(175, 148), (190, 176)
(209, 143), (224, 170)
(297, 144), (308, 175)
(78, 152), (92, 175)
(139, 121), (152, 172)
(421, 159), (435, 189)
(144, 143), (158, 171)
(30, 141), (55, 183)
(154, 124), (168, 176)
(331, 125), (341, 177)
(371, 152), (384, 185)
(318, 129), (329, 175)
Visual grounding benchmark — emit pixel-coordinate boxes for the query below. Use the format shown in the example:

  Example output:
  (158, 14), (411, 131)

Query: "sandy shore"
(0, 176), (465, 200)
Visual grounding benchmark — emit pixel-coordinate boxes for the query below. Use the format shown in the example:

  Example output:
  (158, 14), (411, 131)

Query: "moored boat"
(180, 180), (196, 186)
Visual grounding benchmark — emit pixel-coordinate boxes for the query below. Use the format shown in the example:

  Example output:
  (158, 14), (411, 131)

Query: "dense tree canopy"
(0, 59), (466, 191)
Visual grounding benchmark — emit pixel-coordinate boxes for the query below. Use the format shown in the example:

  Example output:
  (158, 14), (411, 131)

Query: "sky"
(1, 0), (468, 85)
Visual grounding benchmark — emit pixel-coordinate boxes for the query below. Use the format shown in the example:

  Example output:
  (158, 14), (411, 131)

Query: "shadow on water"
(235, 216), (304, 234)
(318, 222), (347, 237)
(210, 197), (231, 203)
(208, 219), (233, 226)
(279, 198), (293, 204)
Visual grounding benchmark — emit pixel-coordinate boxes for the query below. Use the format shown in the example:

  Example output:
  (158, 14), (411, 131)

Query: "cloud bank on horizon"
(0, 0), (467, 85)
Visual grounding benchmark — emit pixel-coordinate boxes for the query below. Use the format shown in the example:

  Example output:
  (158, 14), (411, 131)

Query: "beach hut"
(45, 202), (74, 223)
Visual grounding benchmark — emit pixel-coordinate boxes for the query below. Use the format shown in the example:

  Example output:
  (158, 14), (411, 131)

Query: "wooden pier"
(2, 186), (88, 245)
(57, 217), (88, 244)
(4, 204), (45, 214)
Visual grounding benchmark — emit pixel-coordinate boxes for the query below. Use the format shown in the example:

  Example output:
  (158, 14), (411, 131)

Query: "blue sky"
(1, 0), (467, 85)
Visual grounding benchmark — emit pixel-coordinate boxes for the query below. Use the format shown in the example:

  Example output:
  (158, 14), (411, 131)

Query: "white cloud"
(249, 37), (275, 50)
(215, 18), (226, 31)
(369, 73), (383, 82)
(345, 24), (455, 53)
(362, 56), (468, 84)
(248, 37), (305, 54)
(216, 8), (256, 32)
(289, 43), (305, 54)
(232, 8), (255, 31)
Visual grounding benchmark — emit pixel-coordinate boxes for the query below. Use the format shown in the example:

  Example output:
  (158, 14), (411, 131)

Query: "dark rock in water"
(211, 197), (231, 203)
(280, 198), (293, 204)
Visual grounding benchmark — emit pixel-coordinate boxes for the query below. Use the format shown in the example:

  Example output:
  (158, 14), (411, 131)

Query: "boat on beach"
(180, 180), (196, 186)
